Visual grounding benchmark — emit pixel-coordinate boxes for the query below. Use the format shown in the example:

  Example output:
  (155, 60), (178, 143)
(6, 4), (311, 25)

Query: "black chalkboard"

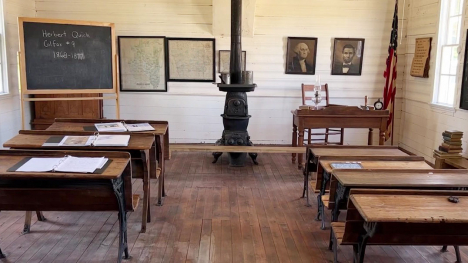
(461, 30), (468, 110)
(22, 21), (113, 91)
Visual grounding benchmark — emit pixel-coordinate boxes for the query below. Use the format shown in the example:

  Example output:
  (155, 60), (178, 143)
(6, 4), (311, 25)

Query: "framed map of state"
(118, 36), (167, 92)
(167, 38), (215, 82)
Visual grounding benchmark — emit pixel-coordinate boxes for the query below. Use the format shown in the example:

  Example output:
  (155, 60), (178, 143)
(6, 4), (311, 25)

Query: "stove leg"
(212, 152), (223, 163)
(249, 153), (258, 165)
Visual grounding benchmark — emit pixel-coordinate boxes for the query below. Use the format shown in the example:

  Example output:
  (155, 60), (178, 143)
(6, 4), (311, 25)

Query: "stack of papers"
(93, 135), (130, 146)
(94, 122), (155, 132)
(16, 156), (109, 173)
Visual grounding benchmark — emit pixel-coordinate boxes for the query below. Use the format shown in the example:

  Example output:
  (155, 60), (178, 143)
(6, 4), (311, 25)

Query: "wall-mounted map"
(118, 36), (167, 92)
(219, 50), (246, 73)
(167, 38), (215, 82)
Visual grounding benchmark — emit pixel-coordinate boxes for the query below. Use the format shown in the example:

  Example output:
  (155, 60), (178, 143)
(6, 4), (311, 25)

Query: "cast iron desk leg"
(112, 177), (130, 263)
(0, 247), (5, 258)
(332, 184), (348, 222)
(353, 222), (377, 263)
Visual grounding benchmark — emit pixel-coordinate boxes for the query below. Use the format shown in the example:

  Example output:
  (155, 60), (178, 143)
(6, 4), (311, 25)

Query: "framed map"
(118, 36), (167, 92)
(167, 38), (215, 82)
(219, 50), (246, 73)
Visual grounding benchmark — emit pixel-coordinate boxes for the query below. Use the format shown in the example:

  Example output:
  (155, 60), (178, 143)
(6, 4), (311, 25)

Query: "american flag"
(383, 0), (398, 143)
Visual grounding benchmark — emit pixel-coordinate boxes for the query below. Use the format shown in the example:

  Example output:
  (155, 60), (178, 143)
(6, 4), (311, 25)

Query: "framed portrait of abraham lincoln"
(332, 38), (365, 76)
(285, 37), (317, 75)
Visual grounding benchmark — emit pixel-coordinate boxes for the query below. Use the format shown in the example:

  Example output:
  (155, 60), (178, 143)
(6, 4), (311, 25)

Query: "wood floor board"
(0, 152), (463, 263)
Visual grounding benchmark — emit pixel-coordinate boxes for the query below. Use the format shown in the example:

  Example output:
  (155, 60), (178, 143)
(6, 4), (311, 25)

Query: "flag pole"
(391, 97), (395, 145)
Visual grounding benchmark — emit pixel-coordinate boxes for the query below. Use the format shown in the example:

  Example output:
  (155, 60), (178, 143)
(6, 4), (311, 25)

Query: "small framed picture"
(118, 36), (167, 92)
(285, 37), (318, 75)
(219, 50), (246, 73)
(331, 38), (365, 76)
(166, 38), (216, 82)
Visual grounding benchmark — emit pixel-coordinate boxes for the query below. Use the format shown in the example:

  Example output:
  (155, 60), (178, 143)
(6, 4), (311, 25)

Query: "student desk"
(315, 156), (431, 229)
(435, 156), (468, 169)
(328, 169), (468, 223)
(48, 118), (169, 205)
(302, 145), (411, 206)
(3, 130), (154, 233)
(0, 149), (136, 263)
(291, 107), (390, 168)
(332, 190), (468, 263)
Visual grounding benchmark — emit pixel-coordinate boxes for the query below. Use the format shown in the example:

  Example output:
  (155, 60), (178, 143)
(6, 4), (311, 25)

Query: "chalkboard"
(19, 18), (115, 94)
(461, 30), (468, 110)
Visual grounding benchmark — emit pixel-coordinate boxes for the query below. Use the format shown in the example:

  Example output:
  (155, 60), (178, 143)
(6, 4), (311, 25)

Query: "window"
(433, 0), (464, 106)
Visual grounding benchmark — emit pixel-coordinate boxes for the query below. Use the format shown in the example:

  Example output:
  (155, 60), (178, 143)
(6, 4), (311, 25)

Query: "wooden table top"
(320, 159), (432, 173)
(445, 158), (468, 169)
(310, 147), (409, 158)
(333, 169), (468, 187)
(47, 121), (168, 136)
(292, 106), (390, 117)
(351, 194), (468, 223)
(3, 133), (154, 151)
(0, 150), (130, 180)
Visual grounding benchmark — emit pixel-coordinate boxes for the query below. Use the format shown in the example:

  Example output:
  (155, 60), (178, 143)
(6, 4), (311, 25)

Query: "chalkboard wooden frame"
(18, 17), (117, 95)
(166, 38), (216, 82)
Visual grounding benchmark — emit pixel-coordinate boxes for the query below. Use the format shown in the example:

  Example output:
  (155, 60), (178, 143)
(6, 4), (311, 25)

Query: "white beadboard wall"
(1, 0), (405, 145)
(400, 0), (468, 161)
(0, 0), (35, 148)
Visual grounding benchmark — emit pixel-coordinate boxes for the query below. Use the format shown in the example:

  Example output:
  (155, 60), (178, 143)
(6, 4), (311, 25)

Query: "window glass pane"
(450, 0), (463, 16)
(450, 46), (459, 74)
(438, 75), (450, 103)
(447, 16), (461, 44)
(448, 76), (457, 104)
(441, 46), (452, 74)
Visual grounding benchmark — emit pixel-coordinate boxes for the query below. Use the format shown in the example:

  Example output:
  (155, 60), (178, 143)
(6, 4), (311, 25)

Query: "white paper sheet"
(16, 158), (64, 172)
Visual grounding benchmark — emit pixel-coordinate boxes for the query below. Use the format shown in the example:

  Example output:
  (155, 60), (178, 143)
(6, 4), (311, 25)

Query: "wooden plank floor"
(0, 152), (466, 263)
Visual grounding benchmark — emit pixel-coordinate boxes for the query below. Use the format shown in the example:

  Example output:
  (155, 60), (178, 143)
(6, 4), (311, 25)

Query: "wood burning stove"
(212, 0), (257, 167)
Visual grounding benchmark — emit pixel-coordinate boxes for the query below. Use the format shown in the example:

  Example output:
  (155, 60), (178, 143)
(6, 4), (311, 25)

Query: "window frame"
(433, 0), (465, 107)
(0, 0), (8, 96)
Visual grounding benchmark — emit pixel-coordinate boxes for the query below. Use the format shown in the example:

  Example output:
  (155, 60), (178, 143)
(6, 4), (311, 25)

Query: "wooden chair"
(301, 83), (344, 145)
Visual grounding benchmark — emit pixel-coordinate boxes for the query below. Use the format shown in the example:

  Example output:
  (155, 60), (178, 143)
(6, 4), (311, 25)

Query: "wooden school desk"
(291, 106), (390, 168)
(315, 155), (431, 229)
(0, 150), (136, 263)
(302, 145), (411, 206)
(3, 130), (154, 233)
(331, 190), (468, 263)
(48, 118), (168, 205)
(328, 169), (468, 223)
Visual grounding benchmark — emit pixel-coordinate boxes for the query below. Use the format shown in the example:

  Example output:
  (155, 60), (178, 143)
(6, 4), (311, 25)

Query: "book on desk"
(9, 156), (112, 174)
(93, 122), (155, 132)
(43, 134), (130, 147)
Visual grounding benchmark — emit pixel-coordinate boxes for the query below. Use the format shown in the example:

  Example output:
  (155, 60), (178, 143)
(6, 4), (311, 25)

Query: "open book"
(94, 122), (155, 132)
(15, 156), (109, 173)
(44, 135), (131, 147)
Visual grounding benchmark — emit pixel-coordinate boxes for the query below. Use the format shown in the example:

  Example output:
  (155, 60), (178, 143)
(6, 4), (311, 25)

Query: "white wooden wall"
(400, 0), (468, 161)
(0, 0), (35, 148)
(1, 0), (405, 145)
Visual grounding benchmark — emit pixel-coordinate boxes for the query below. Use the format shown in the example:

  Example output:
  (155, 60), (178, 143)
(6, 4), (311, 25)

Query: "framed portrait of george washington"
(332, 38), (365, 76)
(285, 37), (318, 75)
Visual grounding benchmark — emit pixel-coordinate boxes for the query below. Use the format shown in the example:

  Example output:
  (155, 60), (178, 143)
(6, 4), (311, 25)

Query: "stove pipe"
(230, 0), (242, 84)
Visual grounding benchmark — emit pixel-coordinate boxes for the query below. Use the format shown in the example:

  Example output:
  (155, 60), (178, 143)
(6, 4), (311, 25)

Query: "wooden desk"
(0, 150), (135, 263)
(3, 130), (154, 233)
(302, 145), (411, 206)
(292, 106), (390, 168)
(435, 156), (468, 169)
(49, 118), (169, 206)
(315, 156), (430, 229)
(329, 169), (468, 223)
(330, 189), (468, 263)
